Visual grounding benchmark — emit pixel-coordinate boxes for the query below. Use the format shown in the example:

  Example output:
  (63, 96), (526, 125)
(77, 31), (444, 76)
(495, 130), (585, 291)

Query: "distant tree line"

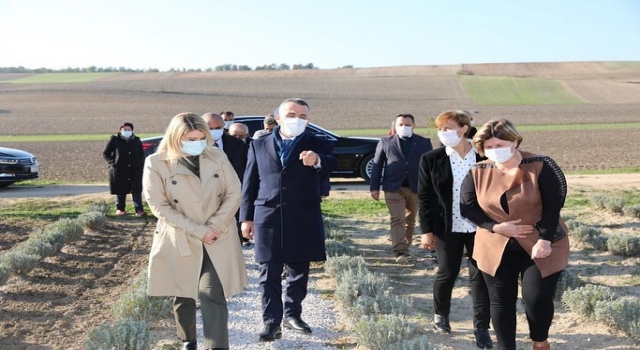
(0, 63), (350, 74)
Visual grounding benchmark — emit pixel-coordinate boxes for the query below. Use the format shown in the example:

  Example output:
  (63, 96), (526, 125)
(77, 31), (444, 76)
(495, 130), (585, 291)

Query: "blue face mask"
(181, 140), (207, 156)
(121, 130), (133, 138)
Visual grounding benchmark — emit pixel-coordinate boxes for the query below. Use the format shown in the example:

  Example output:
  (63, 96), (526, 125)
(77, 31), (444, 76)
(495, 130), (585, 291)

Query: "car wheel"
(359, 153), (375, 183)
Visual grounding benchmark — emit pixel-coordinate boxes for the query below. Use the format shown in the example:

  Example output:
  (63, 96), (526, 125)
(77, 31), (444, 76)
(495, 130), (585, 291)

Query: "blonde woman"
(143, 112), (247, 350)
(460, 119), (569, 350)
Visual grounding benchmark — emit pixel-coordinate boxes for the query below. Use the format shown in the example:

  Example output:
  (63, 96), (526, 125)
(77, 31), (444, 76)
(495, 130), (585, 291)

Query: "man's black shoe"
(283, 316), (312, 334)
(258, 323), (282, 342)
(181, 339), (196, 350)
(474, 328), (493, 349)
(433, 314), (451, 334)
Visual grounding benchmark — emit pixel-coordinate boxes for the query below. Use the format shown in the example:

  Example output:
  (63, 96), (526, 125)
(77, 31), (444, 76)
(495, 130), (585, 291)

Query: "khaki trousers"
(384, 186), (418, 253)
(174, 248), (228, 349)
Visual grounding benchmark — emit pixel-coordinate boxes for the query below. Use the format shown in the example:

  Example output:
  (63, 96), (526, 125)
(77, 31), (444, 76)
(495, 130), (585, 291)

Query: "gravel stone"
(195, 246), (339, 349)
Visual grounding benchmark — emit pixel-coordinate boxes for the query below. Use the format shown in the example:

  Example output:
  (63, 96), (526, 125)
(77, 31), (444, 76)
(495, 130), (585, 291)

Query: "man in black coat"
(240, 98), (337, 342)
(370, 114), (433, 263)
(202, 112), (250, 246)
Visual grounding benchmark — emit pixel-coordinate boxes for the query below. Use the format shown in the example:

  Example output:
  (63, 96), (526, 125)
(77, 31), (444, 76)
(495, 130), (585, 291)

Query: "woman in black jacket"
(417, 110), (492, 349)
(102, 122), (145, 216)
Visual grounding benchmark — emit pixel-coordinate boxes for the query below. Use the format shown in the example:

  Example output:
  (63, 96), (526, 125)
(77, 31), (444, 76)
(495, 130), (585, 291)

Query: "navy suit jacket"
(369, 134), (433, 193)
(417, 146), (484, 240)
(240, 130), (337, 263)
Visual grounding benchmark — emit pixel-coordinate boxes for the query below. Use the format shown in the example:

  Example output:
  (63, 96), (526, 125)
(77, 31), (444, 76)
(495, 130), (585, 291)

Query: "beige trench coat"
(143, 150), (247, 299)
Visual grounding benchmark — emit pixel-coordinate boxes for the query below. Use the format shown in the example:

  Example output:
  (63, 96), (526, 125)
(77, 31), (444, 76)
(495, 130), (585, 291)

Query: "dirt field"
(1, 62), (639, 182)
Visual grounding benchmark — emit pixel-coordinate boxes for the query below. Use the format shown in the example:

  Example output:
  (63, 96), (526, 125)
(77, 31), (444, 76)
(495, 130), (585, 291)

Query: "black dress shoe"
(283, 316), (312, 334)
(181, 339), (196, 350)
(259, 323), (282, 342)
(474, 328), (494, 349)
(433, 314), (451, 334)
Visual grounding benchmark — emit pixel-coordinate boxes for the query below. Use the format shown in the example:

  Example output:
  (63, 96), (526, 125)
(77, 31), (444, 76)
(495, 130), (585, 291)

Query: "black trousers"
(482, 239), (561, 350)
(259, 261), (310, 325)
(433, 232), (490, 329)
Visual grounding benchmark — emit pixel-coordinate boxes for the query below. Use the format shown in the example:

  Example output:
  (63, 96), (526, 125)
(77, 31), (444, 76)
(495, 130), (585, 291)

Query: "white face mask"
(282, 118), (307, 137)
(181, 140), (207, 156)
(210, 129), (223, 141)
(438, 129), (462, 147)
(396, 125), (413, 138)
(484, 146), (514, 163)
(121, 130), (133, 138)
(224, 121), (234, 129)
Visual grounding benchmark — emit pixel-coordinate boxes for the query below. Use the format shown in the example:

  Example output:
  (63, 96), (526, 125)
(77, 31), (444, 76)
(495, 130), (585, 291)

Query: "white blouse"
(446, 145), (477, 233)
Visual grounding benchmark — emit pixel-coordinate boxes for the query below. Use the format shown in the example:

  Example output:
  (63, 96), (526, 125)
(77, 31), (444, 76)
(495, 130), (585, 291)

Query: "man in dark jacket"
(240, 98), (337, 342)
(102, 122), (145, 216)
(202, 112), (250, 246)
(370, 114), (433, 263)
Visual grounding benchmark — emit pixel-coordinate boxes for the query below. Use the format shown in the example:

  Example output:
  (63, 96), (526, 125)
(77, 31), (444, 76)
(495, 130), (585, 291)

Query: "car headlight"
(0, 158), (19, 164)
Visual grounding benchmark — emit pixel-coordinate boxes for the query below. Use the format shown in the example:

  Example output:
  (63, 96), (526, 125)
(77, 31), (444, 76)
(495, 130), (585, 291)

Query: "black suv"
(141, 116), (379, 182)
(0, 147), (40, 187)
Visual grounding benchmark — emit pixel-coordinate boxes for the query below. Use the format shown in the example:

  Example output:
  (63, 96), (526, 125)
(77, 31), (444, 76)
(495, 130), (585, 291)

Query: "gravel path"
(195, 246), (340, 349)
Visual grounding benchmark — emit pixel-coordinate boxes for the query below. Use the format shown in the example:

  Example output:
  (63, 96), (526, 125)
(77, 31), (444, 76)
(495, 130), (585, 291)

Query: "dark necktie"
(280, 139), (293, 165)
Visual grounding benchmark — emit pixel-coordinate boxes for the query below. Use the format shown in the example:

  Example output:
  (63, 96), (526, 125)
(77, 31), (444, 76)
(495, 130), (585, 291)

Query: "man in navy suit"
(240, 98), (337, 342)
(370, 113), (433, 263)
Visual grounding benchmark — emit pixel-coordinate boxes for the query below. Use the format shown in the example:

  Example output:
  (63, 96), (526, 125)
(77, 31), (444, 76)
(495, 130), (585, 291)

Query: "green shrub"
(623, 204), (640, 219)
(554, 268), (583, 301)
(351, 293), (413, 319)
(325, 239), (358, 258)
(84, 318), (151, 350)
(112, 271), (172, 323)
(0, 263), (12, 285)
(607, 234), (640, 257)
(564, 219), (581, 230)
(47, 218), (84, 242)
(78, 211), (107, 231)
(571, 224), (601, 243)
(1, 251), (40, 275)
(591, 235), (610, 251)
(39, 229), (66, 252)
(594, 298), (640, 342)
(562, 284), (616, 317)
(324, 255), (368, 276)
(335, 265), (389, 308)
(19, 238), (57, 258)
(592, 195), (607, 209)
(86, 201), (110, 215)
(604, 197), (626, 214)
(352, 314), (413, 350)
(389, 335), (432, 350)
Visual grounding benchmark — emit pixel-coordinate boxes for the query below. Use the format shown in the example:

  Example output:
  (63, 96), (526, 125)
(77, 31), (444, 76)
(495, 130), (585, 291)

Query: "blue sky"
(1, 0), (638, 71)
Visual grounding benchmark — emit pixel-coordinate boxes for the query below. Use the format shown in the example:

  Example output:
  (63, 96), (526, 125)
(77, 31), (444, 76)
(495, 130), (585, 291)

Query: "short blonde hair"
(473, 119), (523, 156)
(434, 110), (472, 137)
(157, 112), (215, 162)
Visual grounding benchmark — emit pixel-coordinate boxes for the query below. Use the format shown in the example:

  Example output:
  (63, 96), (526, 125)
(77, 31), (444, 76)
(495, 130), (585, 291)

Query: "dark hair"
(220, 111), (234, 118)
(281, 98), (310, 109)
(120, 122), (134, 130)
(395, 113), (415, 124)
